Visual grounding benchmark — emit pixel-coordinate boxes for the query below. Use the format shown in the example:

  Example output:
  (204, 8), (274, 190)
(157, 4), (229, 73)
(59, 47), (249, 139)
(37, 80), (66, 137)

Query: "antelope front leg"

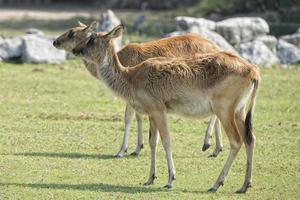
(115, 104), (135, 158)
(202, 115), (217, 151)
(144, 117), (158, 185)
(130, 113), (144, 156)
(152, 111), (176, 188)
(209, 118), (223, 157)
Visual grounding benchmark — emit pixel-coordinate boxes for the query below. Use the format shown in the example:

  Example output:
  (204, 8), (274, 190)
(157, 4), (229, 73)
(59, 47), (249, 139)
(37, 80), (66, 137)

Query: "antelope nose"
(53, 40), (60, 47)
(72, 48), (81, 55)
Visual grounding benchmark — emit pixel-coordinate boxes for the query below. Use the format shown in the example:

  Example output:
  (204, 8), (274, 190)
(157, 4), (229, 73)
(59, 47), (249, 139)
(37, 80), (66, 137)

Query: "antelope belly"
(166, 98), (212, 118)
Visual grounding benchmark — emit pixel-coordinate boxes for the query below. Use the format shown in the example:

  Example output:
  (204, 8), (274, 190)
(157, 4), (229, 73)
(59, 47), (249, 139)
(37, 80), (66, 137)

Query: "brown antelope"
(72, 24), (260, 193)
(53, 21), (224, 158)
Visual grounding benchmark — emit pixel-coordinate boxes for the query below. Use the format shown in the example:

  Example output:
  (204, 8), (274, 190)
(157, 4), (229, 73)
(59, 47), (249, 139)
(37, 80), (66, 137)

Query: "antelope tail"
(245, 79), (259, 145)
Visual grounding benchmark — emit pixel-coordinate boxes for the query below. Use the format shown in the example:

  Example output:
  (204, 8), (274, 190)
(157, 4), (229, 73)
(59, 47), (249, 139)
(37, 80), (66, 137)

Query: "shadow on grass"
(8, 152), (144, 160)
(0, 182), (168, 193)
(0, 182), (212, 194)
(10, 152), (116, 160)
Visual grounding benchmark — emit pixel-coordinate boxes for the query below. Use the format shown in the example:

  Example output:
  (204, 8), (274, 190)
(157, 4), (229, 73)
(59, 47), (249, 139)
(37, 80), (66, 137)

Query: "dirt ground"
(0, 6), (101, 21)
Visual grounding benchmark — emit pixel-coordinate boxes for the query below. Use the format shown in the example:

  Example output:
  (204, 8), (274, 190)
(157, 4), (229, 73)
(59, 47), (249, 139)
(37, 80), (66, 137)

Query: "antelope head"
(72, 24), (124, 65)
(53, 21), (97, 52)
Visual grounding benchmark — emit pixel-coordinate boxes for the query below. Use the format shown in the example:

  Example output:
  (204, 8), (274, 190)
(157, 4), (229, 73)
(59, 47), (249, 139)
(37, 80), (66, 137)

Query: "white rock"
(0, 37), (23, 60)
(238, 40), (280, 67)
(256, 35), (277, 53)
(164, 30), (188, 37)
(277, 39), (300, 64)
(280, 32), (300, 49)
(164, 27), (238, 55)
(21, 34), (66, 64)
(97, 9), (122, 51)
(189, 27), (238, 54)
(175, 16), (216, 31)
(216, 17), (269, 45)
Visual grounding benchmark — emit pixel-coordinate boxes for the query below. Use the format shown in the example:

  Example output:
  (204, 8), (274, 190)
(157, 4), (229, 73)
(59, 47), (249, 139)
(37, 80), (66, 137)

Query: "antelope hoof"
(114, 153), (125, 158)
(130, 151), (139, 156)
(208, 148), (222, 158)
(236, 189), (246, 194)
(202, 143), (211, 151)
(208, 153), (217, 158)
(144, 174), (156, 186)
(236, 182), (252, 193)
(143, 180), (154, 186)
(115, 148), (127, 158)
(207, 187), (217, 193)
(163, 184), (172, 189)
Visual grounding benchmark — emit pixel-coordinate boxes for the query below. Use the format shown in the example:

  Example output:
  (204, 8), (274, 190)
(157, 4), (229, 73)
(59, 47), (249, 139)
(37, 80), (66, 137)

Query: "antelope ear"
(78, 21), (87, 27)
(105, 24), (124, 39)
(84, 21), (98, 32)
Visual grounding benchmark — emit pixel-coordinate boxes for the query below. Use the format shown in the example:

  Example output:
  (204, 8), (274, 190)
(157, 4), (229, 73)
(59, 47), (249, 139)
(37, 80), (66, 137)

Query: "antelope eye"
(87, 37), (95, 46)
(67, 30), (75, 38)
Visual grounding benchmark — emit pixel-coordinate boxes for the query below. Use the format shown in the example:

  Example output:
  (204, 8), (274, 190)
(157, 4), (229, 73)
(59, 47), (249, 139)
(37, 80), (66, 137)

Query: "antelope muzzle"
(72, 47), (84, 56)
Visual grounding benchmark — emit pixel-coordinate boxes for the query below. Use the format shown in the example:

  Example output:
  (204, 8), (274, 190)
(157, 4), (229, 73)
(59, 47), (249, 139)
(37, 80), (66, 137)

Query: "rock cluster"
(170, 16), (300, 66)
(1, 11), (299, 67)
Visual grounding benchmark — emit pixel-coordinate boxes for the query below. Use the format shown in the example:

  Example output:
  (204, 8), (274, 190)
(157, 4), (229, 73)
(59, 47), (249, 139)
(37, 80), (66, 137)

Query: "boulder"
(0, 37), (23, 60)
(175, 16), (216, 31)
(238, 40), (280, 67)
(21, 34), (66, 64)
(277, 40), (300, 64)
(164, 27), (238, 55)
(164, 30), (188, 38)
(0, 30), (67, 64)
(97, 9), (122, 51)
(189, 27), (238, 54)
(256, 35), (277, 53)
(280, 32), (300, 49)
(215, 17), (269, 45)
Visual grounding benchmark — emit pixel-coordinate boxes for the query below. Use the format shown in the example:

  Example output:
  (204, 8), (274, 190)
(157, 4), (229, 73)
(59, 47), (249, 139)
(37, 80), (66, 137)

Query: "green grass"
(0, 60), (299, 199)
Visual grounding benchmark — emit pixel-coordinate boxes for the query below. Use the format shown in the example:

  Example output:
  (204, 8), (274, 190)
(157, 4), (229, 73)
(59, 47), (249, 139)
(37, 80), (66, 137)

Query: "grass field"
(0, 60), (299, 200)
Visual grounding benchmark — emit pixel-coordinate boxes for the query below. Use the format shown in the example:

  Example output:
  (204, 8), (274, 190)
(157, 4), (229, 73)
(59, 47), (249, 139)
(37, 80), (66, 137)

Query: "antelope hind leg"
(202, 115), (217, 151)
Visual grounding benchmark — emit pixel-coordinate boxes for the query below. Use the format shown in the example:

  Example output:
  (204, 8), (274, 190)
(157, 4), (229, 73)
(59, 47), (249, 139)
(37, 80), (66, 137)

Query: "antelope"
(72, 24), (261, 193)
(53, 21), (224, 158)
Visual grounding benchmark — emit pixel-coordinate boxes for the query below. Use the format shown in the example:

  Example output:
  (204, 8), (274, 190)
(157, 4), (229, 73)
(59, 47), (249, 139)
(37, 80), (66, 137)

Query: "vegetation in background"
(190, 0), (235, 16)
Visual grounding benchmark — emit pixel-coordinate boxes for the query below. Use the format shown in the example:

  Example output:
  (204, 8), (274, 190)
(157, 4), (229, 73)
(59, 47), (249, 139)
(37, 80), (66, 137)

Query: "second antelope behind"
(72, 24), (260, 193)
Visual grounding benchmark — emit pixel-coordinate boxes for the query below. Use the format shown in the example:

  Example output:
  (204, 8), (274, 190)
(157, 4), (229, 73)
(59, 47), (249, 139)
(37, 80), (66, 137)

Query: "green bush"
(191, 0), (235, 15)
